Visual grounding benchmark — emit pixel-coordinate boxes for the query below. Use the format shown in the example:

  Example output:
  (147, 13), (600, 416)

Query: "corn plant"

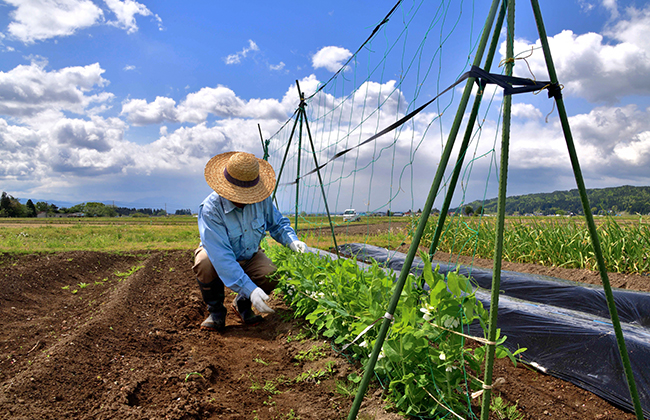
(420, 215), (650, 274)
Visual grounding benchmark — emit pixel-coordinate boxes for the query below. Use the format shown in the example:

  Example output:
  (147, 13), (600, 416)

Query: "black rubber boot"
(197, 279), (227, 331)
(231, 295), (264, 325)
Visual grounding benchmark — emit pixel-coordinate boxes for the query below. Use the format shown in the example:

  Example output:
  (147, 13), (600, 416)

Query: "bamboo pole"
(529, 1), (644, 417)
(480, 0), (514, 418)
(346, 0), (503, 417)
(295, 93), (304, 230)
(296, 81), (340, 258)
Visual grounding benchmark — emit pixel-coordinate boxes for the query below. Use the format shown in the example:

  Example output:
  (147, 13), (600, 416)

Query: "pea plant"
(267, 245), (523, 418)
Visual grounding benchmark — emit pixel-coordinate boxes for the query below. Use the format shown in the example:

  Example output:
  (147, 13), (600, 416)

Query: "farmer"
(192, 151), (307, 331)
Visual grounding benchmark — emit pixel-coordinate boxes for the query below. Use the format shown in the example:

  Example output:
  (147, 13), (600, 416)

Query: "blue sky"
(1, 0), (649, 214)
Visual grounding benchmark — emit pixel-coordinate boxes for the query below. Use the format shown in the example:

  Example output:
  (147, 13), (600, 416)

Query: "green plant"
(335, 379), (358, 398)
(294, 343), (327, 362)
(266, 245), (524, 418)
(491, 396), (524, 420)
(263, 380), (281, 395)
(253, 356), (269, 366)
(78, 282), (88, 289)
(278, 408), (300, 419)
(184, 372), (203, 382)
(286, 328), (311, 343)
(249, 376), (262, 391)
(114, 265), (144, 279)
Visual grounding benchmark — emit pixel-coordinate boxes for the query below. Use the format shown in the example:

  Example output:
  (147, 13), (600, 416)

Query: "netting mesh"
(266, 0), (494, 229)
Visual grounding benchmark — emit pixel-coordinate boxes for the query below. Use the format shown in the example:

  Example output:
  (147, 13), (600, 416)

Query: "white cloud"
(601, 0), (619, 18)
(104, 0), (161, 34)
(506, 26), (650, 102)
(121, 96), (178, 125)
(0, 59), (112, 121)
(4, 0), (104, 44)
(121, 85), (289, 125)
(312, 46), (352, 72)
(270, 62), (285, 71)
(224, 40), (259, 65)
(511, 103), (543, 120)
(504, 104), (650, 186)
(123, 65), (136, 71)
(605, 4), (650, 52)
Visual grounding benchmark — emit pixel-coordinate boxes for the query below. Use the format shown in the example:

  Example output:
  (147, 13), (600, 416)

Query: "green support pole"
(258, 124), (269, 161)
(428, 0), (507, 259)
(296, 82), (340, 258)
(530, 1), (644, 418)
(272, 111), (300, 201)
(480, 1), (514, 419)
(346, 0), (503, 418)
(295, 92), (304, 231)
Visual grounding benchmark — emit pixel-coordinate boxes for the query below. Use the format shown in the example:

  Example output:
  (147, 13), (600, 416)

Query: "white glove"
(289, 240), (307, 253)
(250, 287), (274, 314)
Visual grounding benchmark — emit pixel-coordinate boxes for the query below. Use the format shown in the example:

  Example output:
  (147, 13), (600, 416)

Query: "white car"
(342, 209), (361, 222)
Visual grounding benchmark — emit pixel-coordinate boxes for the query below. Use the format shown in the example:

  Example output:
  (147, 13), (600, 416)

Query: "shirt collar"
(220, 196), (239, 214)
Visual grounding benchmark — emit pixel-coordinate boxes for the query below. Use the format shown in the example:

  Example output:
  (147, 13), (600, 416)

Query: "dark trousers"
(192, 246), (278, 296)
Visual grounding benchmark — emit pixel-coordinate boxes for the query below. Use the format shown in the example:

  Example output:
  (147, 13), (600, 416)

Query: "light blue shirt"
(197, 192), (298, 298)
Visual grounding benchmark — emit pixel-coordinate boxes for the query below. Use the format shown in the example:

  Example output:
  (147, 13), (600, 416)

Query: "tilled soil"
(1, 226), (647, 419)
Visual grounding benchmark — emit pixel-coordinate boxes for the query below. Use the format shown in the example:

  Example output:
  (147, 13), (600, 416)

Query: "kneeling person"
(192, 151), (306, 331)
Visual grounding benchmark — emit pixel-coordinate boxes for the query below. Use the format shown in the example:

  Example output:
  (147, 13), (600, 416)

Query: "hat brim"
(204, 152), (276, 204)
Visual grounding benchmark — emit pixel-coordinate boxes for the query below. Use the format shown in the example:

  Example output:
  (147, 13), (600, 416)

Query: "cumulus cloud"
(511, 103), (543, 120)
(0, 59), (112, 120)
(224, 40), (259, 65)
(121, 96), (178, 125)
(104, 0), (162, 34)
(504, 104), (650, 189)
(505, 29), (650, 103)
(4, 0), (104, 43)
(605, 4), (650, 52)
(505, 3), (650, 104)
(312, 46), (352, 72)
(121, 86), (289, 125)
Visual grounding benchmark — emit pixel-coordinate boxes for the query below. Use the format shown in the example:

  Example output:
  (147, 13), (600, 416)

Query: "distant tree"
(0, 192), (11, 216)
(26, 199), (37, 217)
(175, 208), (192, 215)
(36, 201), (49, 213)
(0, 192), (26, 217)
(474, 205), (483, 216)
(464, 205), (474, 216)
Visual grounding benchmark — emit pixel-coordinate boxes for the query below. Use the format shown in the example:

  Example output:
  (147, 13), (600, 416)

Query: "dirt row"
(0, 244), (646, 419)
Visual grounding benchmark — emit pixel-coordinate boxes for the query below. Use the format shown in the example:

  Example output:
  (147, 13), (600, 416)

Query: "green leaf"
(447, 272), (462, 297)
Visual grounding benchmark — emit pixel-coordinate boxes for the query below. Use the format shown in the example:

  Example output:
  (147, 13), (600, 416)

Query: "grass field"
(1, 214), (648, 274)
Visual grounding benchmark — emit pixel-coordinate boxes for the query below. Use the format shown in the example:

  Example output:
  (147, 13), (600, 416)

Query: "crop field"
(0, 215), (648, 419)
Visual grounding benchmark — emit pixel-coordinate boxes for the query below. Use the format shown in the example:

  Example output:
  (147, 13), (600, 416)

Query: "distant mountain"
(457, 185), (650, 216)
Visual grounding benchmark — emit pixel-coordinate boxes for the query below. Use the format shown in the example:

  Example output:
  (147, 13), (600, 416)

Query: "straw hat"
(204, 151), (276, 204)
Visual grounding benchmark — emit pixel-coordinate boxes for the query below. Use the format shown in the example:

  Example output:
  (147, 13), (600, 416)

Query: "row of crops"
(418, 215), (650, 274)
(265, 244), (523, 418)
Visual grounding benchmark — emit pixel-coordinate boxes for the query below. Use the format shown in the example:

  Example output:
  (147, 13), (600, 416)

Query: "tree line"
(460, 185), (650, 216)
(0, 192), (171, 218)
